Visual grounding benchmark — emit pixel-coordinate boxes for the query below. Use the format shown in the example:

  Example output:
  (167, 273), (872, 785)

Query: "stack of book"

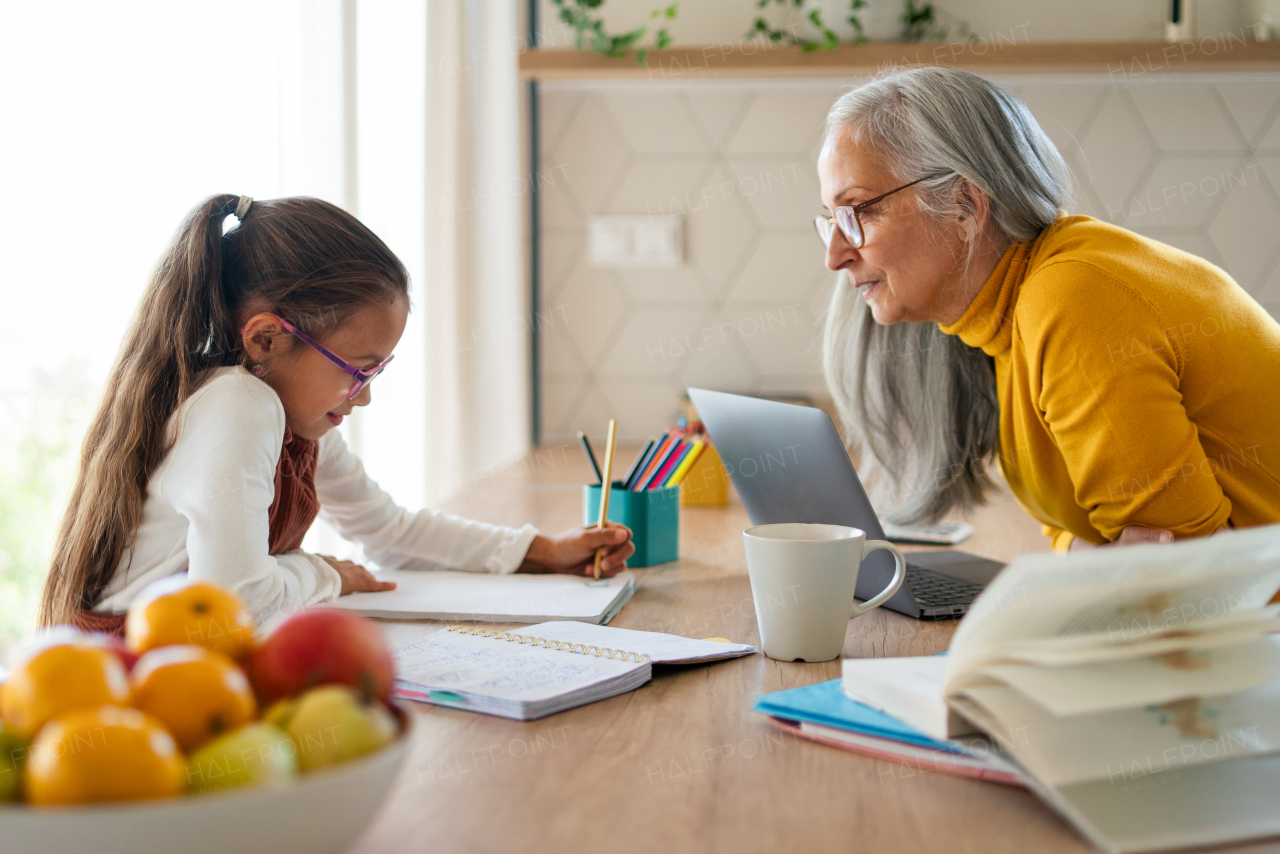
(756, 524), (1280, 853)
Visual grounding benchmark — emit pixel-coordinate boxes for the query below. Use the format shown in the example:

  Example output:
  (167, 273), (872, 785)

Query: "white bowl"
(0, 707), (412, 854)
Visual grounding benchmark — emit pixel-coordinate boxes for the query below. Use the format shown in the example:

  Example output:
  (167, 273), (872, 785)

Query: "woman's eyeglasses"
(814, 175), (933, 249)
(258, 314), (394, 401)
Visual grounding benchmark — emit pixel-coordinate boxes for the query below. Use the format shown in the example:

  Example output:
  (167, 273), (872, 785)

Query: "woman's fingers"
(1115, 526), (1174, 546)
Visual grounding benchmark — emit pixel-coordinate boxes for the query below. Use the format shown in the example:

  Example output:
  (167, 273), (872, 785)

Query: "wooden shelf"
(520, 39), (1280, 81)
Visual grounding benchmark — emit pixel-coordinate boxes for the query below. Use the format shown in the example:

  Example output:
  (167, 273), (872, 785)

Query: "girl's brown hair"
(41, 195), (408, 626)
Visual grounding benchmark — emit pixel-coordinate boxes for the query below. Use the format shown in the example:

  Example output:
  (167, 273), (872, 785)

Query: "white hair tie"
(234, 195), (253, 220)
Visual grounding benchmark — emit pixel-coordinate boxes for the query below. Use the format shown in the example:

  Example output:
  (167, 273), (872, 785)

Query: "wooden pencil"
(593, 419), (618, 580)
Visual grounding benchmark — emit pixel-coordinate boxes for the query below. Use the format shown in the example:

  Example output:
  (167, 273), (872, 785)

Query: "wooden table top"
(351, 445), (1101, 854)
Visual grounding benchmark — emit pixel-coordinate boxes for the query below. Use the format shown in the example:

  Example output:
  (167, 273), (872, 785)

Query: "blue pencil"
(621, 437), (656, 490)
(626, 431), (668, 490)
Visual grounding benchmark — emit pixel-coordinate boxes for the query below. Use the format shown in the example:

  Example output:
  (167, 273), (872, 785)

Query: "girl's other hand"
(321, 554), (398, 595)
(520, 524), (635, 578)
(1070, 524), (1230, 551)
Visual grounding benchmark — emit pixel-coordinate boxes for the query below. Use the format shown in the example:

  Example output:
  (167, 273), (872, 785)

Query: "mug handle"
(850, 540), (907, 618)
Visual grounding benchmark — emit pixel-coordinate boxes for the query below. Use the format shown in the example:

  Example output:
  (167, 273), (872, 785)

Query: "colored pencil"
(593, 419), (618, 580)
(578, 431), (602, 485)
(638, 439), (683, 491)
(621, 437), (656, 490)
(633, 434), (677, 491)
(648, 440), (691, 490)
(665, 440), (706, 487)
(626, 432), (667, 490)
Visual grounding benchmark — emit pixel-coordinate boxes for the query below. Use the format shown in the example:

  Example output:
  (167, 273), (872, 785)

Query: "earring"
(251, 363), (266, 377)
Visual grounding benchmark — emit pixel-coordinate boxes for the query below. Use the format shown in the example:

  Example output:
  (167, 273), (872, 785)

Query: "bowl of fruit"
(0, 578), (412, 854)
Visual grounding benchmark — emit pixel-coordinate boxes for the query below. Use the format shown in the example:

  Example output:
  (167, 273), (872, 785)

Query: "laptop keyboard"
(905, 567), (984, 607)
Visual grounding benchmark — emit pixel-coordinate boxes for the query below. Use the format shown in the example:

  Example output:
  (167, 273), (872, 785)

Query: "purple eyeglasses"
(249, 313), (394, 401)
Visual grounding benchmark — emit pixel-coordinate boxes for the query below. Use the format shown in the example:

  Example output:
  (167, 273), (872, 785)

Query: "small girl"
(41, 194), (633, 630)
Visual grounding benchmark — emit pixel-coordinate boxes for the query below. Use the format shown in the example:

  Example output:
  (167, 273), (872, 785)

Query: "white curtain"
(348, 0), (532, 505)
(304, 0), (531, 560)
(418, 0), (531, 502)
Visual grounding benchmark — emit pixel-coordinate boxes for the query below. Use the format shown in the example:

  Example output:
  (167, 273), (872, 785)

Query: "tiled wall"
(536, 74), (1280, 443)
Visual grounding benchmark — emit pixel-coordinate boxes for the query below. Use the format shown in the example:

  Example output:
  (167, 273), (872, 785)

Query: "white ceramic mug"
(743, 523), (907, 662)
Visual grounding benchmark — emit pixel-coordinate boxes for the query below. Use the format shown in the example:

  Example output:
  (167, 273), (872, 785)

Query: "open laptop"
(688, 388), (1005, 620)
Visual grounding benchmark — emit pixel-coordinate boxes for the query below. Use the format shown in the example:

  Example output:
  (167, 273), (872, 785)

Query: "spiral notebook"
(392, 621), (757, 720)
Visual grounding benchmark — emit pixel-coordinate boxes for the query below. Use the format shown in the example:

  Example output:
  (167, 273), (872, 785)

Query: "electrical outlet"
(588, 216), (683, 269)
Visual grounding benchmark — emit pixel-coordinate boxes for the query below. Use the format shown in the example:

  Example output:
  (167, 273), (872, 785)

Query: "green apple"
(0, 725), (27, 801)
(267, 684), (397, 773)
(186, 722), (298, 794)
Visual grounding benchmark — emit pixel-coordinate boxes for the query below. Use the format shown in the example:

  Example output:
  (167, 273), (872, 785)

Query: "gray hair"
(820, 67), (1072, 524)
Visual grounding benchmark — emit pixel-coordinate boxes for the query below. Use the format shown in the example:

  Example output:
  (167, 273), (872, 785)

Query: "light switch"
(588, 216), (683, 269)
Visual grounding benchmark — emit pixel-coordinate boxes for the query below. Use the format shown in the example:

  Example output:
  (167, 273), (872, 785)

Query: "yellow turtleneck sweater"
(939, 215), (1280, 552)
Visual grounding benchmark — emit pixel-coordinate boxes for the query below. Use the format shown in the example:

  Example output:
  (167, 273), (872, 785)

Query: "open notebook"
(392, 621), (757, 720)
(325, 570), (636, 624)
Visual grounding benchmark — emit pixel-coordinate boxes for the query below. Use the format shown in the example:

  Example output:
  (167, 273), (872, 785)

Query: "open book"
(841, 524), (1280, 853)
(325, 569), (636, 624)
(392, 621), (757, 720)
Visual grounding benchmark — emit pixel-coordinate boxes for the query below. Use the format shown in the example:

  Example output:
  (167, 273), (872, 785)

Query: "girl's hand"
(320, 555), (398, 595)
(519, 524), (635, 578)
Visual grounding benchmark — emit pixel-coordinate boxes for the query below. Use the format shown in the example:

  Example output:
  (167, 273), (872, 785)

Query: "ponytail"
(41, 195), (407, 625)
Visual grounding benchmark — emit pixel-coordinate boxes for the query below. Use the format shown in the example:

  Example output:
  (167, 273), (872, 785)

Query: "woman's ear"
(240, 312), (286, 368)
(955, 179), (993, 239)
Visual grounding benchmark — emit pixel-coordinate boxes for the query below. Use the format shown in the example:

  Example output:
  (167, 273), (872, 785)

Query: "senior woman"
(817, 67), (1280, 553)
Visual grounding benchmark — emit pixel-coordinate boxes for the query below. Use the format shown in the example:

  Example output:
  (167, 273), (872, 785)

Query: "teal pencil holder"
(583, 482), (680, 568)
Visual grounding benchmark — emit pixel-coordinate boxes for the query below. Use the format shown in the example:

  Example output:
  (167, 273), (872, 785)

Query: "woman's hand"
(519, 524), (635, 578)
(320, 554), (398, 595)
(1070, 525), (1230, 551)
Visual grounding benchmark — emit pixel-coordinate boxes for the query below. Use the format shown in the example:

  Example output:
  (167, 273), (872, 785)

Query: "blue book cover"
(752, 679), (962, 754)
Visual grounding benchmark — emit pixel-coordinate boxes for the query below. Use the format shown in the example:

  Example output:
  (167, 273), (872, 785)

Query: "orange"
(0, 635), (131, 740)
(25, 706), (185, 805)
(130, 645), (257, 752)
(126, 576), (255, 660)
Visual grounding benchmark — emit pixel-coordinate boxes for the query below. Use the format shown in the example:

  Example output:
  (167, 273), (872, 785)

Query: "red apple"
(250, 610), (394, 704)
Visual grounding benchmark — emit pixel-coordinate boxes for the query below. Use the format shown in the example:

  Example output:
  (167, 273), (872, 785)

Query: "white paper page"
(841, 655), (957, 741)
(984, 636), (1280, 716)
(946, 525), (1280, 688)
(391, 629), (642, 702)
(326, 570), (634, 622)
(1005, 609), (1280, 667)
(523, 621), (757, 663)
(955, 678), (1280, 788)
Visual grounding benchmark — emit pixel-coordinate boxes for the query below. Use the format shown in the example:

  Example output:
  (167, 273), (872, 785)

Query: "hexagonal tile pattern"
(686, 91), (753, 148)
(597, 380), (685, 442)
(725, 156), (821, 230)
(1078, 90), (1158, 215)
(723, 89), (839, 156)
(1018, 86), (1105, 158)
(551, 96), (631, 217)
(599, 93), (714, 155)
(685, 165), (762, 295)
(597, 306), (715, 378)
(553, 258), (629, 364)
(1216, 83), (1280, 147)
(1124, 157), (1245, 229)
(536, 79), (1280, 442)
(726, 303), (822, 379)
(603, 158), (713, 217)
(1206, 175), (1280, 293)
(1128, 86), (1245, 151)
(728, 232), (828, 302)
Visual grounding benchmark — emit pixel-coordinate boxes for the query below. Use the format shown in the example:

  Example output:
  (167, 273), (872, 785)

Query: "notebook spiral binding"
(446, 625), (652, 663)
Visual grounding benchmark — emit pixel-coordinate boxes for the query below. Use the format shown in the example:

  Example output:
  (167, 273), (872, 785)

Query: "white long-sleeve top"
(95, 367), (538, 621)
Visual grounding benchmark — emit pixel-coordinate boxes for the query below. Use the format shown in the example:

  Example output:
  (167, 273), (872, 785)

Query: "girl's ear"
(240, 313), (287, 367)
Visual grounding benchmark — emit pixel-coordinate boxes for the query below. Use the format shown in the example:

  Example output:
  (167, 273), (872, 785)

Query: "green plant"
(749, 0), (868, 52)
(901, 0), (975, 42)
(548, 0), (678, 64)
